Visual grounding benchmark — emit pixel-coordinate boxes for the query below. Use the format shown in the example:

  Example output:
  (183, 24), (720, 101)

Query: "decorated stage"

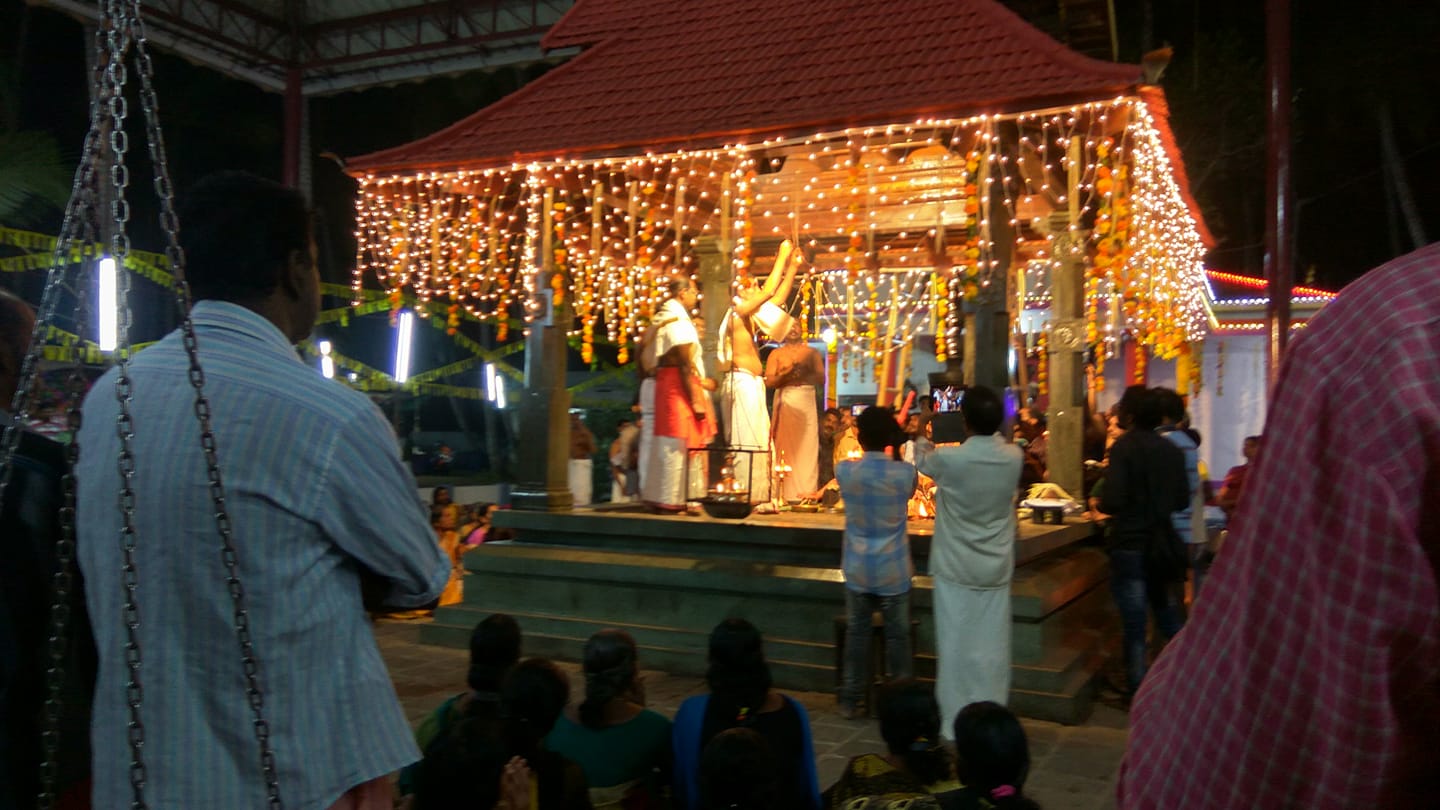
(421, 506), (1117, 724)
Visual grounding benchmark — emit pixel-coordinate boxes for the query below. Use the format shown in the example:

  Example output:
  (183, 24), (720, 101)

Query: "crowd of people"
(399, 614), (1039, 810)
(4, 169), (1438, 810)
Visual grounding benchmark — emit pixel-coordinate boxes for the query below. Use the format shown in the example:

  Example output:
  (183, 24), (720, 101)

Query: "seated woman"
(673, 619), (820, 810)
(823, 679), (959, 808)
(399, 613), (521, 797)
(936, 702), (1041, 810)
(431, 486), (465, 605)
(415, 657), (593, 810)
(546, 629), (673, 809)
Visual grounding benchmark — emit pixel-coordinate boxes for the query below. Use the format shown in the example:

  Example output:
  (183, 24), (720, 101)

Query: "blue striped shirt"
(835, 452), (917, 596)
(76, 302), (448, 809)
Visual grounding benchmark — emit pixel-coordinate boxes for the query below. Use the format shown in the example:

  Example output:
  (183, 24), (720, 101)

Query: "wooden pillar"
(511, 187), (575, 511)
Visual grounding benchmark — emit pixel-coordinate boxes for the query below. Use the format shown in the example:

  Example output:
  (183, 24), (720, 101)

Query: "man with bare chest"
(766, 323), (825, 498)
(718, 240), (803, 501)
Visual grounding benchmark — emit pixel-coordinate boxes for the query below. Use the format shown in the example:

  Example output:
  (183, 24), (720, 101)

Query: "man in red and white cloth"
(640, 277), (715, 512)
(1119, 242), (1440, 809)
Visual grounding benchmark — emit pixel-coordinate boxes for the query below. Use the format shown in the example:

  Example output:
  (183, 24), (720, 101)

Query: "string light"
(353, 98), (1210, 365)
(97, 256), (118, 353)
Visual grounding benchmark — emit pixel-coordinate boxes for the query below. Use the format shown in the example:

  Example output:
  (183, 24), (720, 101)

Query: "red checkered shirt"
(1119, 242), (1440, 808)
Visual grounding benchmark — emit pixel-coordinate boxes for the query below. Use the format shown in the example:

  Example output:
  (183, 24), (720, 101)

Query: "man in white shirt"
(913, 386), (1024, 735)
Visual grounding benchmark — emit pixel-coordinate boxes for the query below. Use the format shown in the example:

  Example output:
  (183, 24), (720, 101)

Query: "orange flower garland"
(1036, 332), (1048, 398)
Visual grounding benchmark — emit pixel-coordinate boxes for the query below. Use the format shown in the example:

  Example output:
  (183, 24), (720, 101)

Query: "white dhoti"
(638, 377), (655, 498)
(641, 366), (712, 510)
(933, 577), (1011, 738)
(568, 458), (593, 506)
(720, 369), (771, 501)
(771, 384), (818, 498)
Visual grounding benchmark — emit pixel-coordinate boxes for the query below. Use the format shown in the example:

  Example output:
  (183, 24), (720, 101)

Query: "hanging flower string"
(352, 103), (1209, 374)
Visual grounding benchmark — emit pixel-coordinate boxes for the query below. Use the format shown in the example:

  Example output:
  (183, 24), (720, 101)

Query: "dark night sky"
(5, 0), (1439, 293)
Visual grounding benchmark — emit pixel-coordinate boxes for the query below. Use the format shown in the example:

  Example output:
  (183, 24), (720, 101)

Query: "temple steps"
(414, 515), (1118, 724)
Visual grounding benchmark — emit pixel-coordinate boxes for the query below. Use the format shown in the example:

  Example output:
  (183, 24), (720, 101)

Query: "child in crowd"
(415, 658), (592, 810)
(698, 728), (780, 810)
(462, 502), (494, 546)
(823, 679), (958, 808)
(937, 702), (1040, 810)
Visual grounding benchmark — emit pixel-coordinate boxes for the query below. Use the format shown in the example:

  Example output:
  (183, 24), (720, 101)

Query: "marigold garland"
(1131, 341), (1148, 384)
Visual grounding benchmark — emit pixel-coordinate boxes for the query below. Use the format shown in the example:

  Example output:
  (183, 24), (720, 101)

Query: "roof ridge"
(348, 39), (625, 174)
(349, 0), (1149, 174)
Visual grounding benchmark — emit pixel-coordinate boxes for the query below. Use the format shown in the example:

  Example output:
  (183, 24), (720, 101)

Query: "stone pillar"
(963, 142), (1014, 393)
(511, 187), (575, 511)
(694, 236), (732, 376)
(1044, 212), (1088, 500)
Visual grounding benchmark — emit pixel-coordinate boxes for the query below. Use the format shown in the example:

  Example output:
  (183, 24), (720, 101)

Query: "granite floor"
(375, 619), (1128, 810)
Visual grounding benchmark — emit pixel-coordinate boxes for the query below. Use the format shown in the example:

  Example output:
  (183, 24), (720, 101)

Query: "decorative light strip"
(1206, 269), (1336, 299)
(1213, 296), (1336, 307)
(352, 97), (1211, 365)
(1211, 320), (1309, 333)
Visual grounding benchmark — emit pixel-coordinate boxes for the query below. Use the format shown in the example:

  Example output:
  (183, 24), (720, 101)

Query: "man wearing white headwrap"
(640, 277), (715, 511)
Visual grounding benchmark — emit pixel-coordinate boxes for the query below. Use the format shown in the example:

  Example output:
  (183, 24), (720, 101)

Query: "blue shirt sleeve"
(313, 401), (448, 607)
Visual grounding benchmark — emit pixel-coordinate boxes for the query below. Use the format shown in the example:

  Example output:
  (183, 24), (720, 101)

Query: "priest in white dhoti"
(717, 240), (803, 500)
(912, 387), (1024, 737)
(765, 322), (824, 499)
(640, 278), (715, 512)
(636, 327), (659, 500)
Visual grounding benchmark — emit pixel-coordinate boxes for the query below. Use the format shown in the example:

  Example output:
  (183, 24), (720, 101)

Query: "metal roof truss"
(28, 0), (576, 95)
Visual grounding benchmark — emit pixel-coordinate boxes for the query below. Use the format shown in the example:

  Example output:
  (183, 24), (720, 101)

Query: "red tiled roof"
(349, 0), (1139, 174)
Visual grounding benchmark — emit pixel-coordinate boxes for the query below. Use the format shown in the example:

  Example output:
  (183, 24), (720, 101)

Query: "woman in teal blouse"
(546, 629), (672, 808)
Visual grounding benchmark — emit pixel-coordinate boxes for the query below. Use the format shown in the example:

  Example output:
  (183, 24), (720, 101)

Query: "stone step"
(441, 520), (1117, 726)
(421, 614), (838, 691)
(1010, 661), (1103, 726)
(492, 510), (1097, 572)
(461, 542), (1110, 659)
(424, 607), (840, 670)
(1010, 627), (1108, 694)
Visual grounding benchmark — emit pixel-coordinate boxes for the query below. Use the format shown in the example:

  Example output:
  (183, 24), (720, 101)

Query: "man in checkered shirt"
(1120, 242), (1440, 808)
(834, 406), (918, 719)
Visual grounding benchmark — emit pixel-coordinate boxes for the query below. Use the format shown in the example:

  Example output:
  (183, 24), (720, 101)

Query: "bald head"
(0, 289), (36, 410)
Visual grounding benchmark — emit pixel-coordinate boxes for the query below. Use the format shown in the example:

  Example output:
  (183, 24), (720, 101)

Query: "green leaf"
(0, 130), (73, 225)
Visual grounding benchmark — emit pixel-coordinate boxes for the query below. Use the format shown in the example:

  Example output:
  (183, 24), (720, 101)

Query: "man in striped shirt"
(77, 172), (448, 809)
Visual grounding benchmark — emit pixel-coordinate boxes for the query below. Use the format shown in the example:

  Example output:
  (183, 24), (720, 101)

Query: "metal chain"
(5, 1), (285, 804)
(97, 0), (151, 804)
(0, 20), (114, 507)
(124, 1), (284, 805)
(36, 171), (104, 810)
(17, 20), (112, 810)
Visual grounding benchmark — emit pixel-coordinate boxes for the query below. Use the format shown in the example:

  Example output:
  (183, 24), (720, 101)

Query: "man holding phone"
(913, 386), (1024, 734)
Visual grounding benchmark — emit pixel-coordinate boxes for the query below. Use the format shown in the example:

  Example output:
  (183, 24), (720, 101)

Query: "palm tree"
(0, 62), (72, 226)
